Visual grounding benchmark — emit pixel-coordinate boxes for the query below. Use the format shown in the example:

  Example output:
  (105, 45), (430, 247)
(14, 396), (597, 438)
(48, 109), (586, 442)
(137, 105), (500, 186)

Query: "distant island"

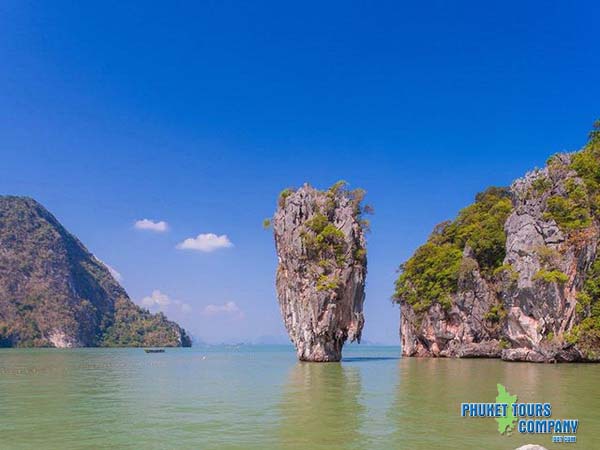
(395, 121), (600, 362)
(0, 196), (190, 348)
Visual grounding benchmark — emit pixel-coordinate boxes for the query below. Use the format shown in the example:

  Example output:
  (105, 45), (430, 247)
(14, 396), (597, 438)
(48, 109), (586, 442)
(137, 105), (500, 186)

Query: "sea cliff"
(396, 122), (600, 362)
(0, 196), (190, 348)
(271, 182), (369, 361)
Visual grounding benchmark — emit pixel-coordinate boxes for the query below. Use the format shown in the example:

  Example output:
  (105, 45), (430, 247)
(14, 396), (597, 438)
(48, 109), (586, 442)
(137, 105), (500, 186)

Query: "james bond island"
(270, 182), (370, 362)
(395, 122), (600, 362)
(0, 196), (190, 348)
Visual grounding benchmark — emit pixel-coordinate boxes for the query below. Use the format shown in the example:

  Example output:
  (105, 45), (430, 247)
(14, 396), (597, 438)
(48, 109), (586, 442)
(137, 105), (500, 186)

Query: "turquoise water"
(1, 345), (598, 449)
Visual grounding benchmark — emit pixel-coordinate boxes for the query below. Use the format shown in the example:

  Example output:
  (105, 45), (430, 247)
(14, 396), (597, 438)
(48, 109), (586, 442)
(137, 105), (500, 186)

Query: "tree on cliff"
(269, 181), (371, 361)
(395, 121), (600, 362)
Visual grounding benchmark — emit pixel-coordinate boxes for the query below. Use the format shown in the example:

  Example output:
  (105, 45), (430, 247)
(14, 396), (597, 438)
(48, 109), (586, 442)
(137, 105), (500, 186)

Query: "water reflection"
(0, 349), (131, 447)
(2, 348), (598, 449)
(278, 362), (364, 450)
(389, 358), (600, 450)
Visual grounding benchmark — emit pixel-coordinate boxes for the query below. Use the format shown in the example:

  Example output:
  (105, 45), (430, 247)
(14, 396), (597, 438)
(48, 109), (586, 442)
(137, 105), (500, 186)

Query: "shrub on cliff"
(570, 120), (600, 222)
(394, 187), (513, 312)
(568, 256), (600, 354)
(271, 182), (368, 361)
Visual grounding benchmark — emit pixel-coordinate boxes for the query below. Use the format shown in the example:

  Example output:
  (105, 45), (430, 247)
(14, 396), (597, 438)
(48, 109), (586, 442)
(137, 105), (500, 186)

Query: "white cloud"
(176, 233), (233, 252)
(93, 256), (123, 282)
(141, 290), (171, 308)
(134, 219), (169, 232)
(105, 263), (123, 282)
(202, 301), (244, 319)
(140, 290), (191, 314)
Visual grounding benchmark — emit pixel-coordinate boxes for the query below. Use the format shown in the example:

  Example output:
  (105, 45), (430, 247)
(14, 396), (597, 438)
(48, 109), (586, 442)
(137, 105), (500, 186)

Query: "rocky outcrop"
(272, 183), (368, 361)
(397, 124), (600, 362)
(400, 245), (503, 358)
(0, 196), (191, 348)
(499, 154), (599, 361)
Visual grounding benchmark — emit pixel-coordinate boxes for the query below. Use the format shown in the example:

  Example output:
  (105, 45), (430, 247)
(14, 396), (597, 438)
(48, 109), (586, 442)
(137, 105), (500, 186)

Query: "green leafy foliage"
(492, 263), (519, 282)
(394, 187), (513, 312)
(442, 187), (513, 271)
(532, 269), (568, 284)
(569, 257), (600, 352)
(534, 245), (561, 269)
(499, 338), (511, 349)
(543, 179), (591, 231)
(0, 196), (190, 348)
(327, 180), (374, 220)
(531, 176), (552, 194)
(555, 120), (600, 227)
(278, 188), (295, 207)
(101, 298), (190, 347)
(297, 181), (370, 293)
(316, 275), (340, 292)
(394, 242), (463, 312)
(306, 213), (329, 234)
(484, 303), (507, 323)
(303, 219), (347, 268)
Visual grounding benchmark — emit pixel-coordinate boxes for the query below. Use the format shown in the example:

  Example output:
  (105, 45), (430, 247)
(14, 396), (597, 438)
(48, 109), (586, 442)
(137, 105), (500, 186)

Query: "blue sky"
(1, 1), (599, 344)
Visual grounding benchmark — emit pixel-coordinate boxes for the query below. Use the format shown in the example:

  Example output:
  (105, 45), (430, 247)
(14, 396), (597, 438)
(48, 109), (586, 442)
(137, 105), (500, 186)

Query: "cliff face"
(272, 183), (368, 361)
(397, 123), (600, 362)
(0, 196), (191, 348)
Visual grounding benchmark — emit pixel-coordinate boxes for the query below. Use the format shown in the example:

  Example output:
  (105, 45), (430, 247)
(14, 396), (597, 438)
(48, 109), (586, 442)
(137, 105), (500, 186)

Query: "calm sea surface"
(0, 345), (598, 449)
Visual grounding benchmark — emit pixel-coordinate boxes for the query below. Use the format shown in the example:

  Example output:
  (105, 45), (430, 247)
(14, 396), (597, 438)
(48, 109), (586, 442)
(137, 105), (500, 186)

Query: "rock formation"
(272, 182), (369, 361)
(0, 196), (191, 348)
(396, 122), (600, 362)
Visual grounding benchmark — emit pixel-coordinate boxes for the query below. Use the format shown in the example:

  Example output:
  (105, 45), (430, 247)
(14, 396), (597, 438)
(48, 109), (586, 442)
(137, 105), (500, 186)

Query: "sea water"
(0, 345), (598, 449)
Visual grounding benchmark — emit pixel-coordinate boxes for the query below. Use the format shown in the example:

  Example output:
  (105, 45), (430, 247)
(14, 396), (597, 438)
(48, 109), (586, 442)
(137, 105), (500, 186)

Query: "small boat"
(144, 348), (165, 353)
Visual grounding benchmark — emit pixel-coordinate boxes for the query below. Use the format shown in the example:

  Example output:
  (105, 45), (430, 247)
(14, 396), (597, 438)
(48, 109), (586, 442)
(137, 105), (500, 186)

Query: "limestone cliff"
(396, 122), (600, 362)
(272, 182), (369, 361)
(0, 196), (191, 348)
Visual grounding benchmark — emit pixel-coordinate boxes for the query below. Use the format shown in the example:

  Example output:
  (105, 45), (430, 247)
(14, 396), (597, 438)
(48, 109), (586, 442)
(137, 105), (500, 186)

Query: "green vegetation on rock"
(531, 176), (552, 194)
(394, 187), (512, 312)
(562, 126), (600, 354)
(394, 242), (462, 312)
(316, 274), (340, 292)
(101, 298), (189, 347)
(492, 263), (519, 282)
(543, 121), (600, 233)
(0, 196), (191, 348)
(532, 245), (568, 284)
(568, 257), (600, 353)
(278, 188), (295, 207)
(297, 181), (371, 292)
(532, 269), (568, 284)
(484, 303), (507, 323)
(570, 120), (600, 221)
(543, 179), (592, 231)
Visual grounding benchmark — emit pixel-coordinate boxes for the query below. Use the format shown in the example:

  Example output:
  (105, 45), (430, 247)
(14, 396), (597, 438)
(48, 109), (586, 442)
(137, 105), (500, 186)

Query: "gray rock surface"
(273, 184), (367, 361)
(401, 246), (502, 358)
(400, 152), (600, 362)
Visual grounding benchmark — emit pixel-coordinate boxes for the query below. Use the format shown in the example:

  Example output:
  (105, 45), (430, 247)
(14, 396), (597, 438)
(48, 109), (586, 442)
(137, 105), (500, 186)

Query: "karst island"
(267, 181), (371, 362)
(395, 122), (600, 362)
(0, 196), (190, 348)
